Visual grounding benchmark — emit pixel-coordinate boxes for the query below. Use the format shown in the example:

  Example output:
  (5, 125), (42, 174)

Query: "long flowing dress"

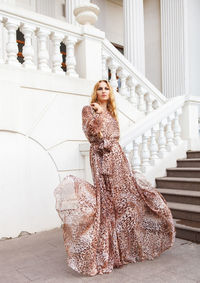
(54, 105), (175, 276)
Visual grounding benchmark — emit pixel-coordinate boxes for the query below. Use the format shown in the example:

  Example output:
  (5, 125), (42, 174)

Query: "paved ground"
(0, 228), (200, 283)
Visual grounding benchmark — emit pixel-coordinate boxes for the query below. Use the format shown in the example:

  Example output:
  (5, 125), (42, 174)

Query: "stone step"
(156, 177), (200, 191)
(177, 158), (200, 168)
(158, 188), (200, 205)
(187, 151), (200, 159)
(174, 218), (200, 243)
(168, 202), (200, 222)
(167, 167), (200, 178)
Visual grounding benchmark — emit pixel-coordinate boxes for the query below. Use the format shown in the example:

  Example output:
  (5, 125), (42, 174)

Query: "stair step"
(174, 218), (200, 243)
(177, 158), (200, 168)
(156, 177), (200, 191)
(167, 167), (200, 178)
(187, 150), (200, 159)
(168, 202), (200, 222)
(158, 188), (200, 205)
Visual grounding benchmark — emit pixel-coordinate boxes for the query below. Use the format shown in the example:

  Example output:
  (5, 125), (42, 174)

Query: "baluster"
(173, 109), (182, 145)
(136, 85), (146, 112)
(127, 76), (137, 106)
(117, 68), (128, 97)
(102, 51), (108, 80)
(131, 137), (142, 172)
(64, 35), (78, 77)
(127, 77), (137, 107)
(150, 125), (159, 165)
(5, 18), (20, 66)
(152, 99), (160, 110)
(0, 16), (4, 63)
(50, 32), (64, 74)
(145, 93), (153, 115)
(166, 114), (175, 151)
(158, 119), (167, 158)
(36, 28), (50, 72)
(108, 58), (118, 92)
(141, 131), (151, 173)
(21, 23), (36, 69)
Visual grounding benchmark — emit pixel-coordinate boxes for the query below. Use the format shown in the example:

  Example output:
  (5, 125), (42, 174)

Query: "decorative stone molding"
(74, 3), (100, 26)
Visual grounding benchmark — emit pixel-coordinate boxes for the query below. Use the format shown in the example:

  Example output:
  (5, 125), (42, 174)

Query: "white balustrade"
(50, 32), (64, 74)
(21, 23), (35, 69)
(64, 36), (78, 77)
(0, 13), (82, 77)
(36, 28), (50, 72)
(5, 18), (20, 66)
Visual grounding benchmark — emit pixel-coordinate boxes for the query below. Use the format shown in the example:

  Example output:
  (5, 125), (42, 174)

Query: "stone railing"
(121, 96), (200, 174)
(0, 5), (82, 76)
(102, 39), (167, 115)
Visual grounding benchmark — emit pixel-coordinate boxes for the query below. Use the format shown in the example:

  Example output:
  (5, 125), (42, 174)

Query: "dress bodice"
(82, 105), (120, 145)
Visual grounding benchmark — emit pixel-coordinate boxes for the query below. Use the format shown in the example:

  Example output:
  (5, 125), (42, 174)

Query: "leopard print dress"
(54, 105), (175, 276)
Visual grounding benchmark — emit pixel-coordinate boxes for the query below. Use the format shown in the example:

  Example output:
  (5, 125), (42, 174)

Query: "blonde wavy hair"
(90, 80), (118, 121)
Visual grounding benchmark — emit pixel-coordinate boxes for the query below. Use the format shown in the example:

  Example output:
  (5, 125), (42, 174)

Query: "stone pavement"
(0, 228), (200, 283)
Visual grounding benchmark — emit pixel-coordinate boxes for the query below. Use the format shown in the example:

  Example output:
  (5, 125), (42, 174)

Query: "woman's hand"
(91, 103), (103, 114)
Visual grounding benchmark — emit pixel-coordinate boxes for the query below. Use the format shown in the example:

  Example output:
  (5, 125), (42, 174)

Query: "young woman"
(54, 80), (175, 276)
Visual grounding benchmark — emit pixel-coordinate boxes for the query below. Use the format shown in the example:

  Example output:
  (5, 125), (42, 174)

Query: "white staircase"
(0, 3), (200, 239)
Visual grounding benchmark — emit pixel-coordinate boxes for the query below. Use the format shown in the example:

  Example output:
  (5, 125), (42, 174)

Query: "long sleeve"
(82, 105), (103, 142)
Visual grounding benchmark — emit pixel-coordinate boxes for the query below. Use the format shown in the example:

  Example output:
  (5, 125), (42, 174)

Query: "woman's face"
(96, 81), (110, 103)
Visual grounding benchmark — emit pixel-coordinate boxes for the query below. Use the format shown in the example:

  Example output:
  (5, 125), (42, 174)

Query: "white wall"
(144, 0), (162, 91)
(187, 0), (200, 97)
(0, 65), (93, 238)
(92, 0), (123, 46)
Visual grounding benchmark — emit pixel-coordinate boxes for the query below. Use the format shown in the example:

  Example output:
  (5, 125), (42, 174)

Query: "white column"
(123, 0), (145, 74)
(160, 0), (189, 98)
(65, 0), (90, 25)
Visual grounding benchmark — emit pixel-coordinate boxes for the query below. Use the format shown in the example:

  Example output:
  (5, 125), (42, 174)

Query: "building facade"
(0, 0), (199, 239)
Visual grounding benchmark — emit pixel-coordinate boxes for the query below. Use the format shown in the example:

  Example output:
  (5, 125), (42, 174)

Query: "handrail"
(0, 4), (82, 37)
(120, 96), (185, 147)
(102, 38), (167, 104)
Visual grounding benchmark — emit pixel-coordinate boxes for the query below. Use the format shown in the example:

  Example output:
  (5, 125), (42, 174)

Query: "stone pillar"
(123, 0), (145, 74)
(160, 0), (189, 98)
(65, 0), (90, 25)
